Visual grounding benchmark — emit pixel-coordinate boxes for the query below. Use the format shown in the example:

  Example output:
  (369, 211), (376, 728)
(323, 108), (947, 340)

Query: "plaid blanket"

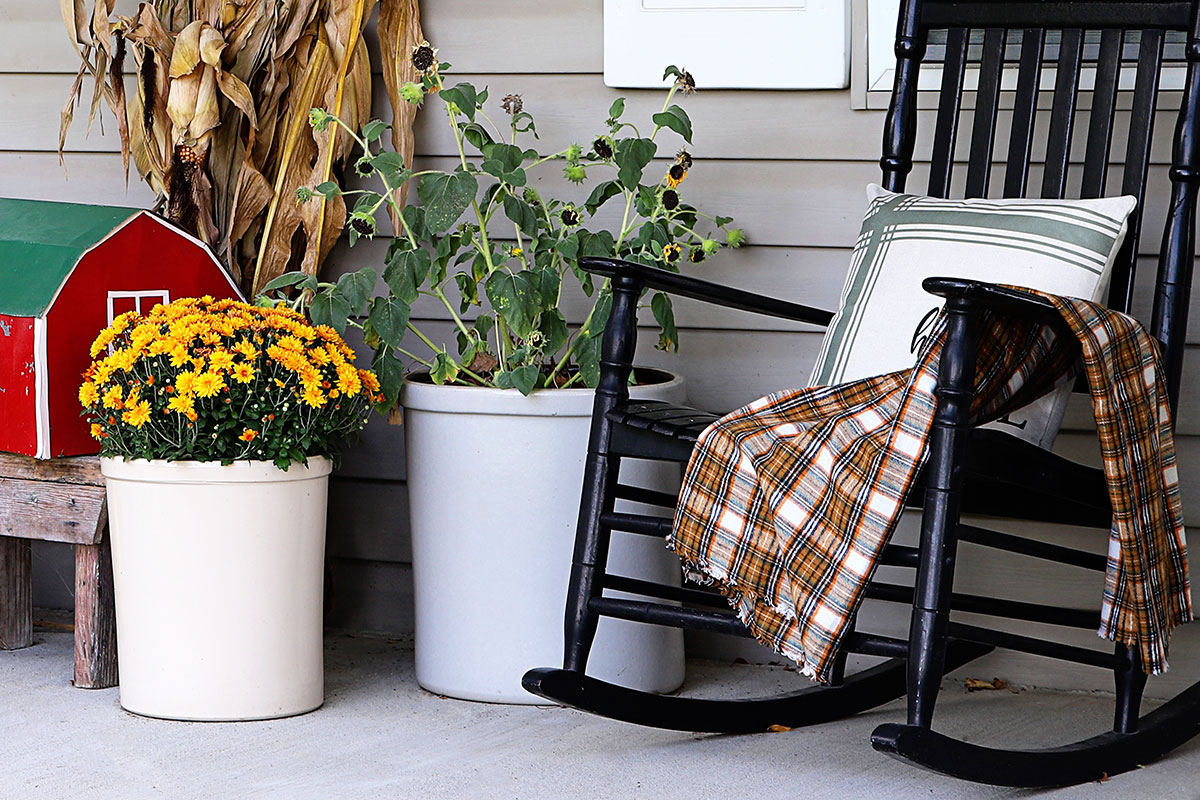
(669, 293), (1190, 683)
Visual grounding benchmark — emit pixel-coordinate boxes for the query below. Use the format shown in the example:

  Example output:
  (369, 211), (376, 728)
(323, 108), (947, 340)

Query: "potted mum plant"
(263, 46), (744, 703)
(80, 296), (378, 720)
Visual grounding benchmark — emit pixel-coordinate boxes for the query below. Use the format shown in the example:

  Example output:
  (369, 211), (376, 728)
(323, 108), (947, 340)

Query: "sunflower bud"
(702, 238), (720, 255)
(563, 164), (587, 184)
(295, 186), (314, 203)
(565, 143), (583, 163)
(400, 81), (425, 105)
(308, 108), (333, 132)
(725, 228), (746, 248)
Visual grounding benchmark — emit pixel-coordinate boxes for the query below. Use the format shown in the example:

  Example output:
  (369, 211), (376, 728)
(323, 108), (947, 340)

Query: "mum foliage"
(80, 297), (379, 468)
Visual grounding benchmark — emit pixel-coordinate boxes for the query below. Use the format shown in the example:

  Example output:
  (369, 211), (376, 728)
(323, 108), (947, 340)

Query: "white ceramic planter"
(100, 457), (332, 721)
(403, 370), (687, 703)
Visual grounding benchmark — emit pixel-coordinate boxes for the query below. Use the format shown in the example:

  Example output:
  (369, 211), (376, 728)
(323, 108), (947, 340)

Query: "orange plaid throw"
(670, 293), (1190, 683)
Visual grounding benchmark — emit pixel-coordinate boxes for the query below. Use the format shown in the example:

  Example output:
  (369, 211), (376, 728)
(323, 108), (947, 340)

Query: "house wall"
(6, 0), (1200, 696)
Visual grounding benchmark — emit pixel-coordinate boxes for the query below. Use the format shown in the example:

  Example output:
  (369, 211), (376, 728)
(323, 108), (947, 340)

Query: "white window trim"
(106, 290), (170, 325)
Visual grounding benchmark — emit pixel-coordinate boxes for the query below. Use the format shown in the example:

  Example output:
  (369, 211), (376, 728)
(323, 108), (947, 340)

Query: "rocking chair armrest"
(922, 277), (1068, 329)
(580, 257), (835, 326)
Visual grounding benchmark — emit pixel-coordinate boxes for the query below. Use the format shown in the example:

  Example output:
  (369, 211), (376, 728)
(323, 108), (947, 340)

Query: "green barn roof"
(0, 198), (142, 317)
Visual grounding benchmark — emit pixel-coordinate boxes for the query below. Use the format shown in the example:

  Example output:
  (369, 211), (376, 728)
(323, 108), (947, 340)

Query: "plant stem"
(432, 286), (473, 340)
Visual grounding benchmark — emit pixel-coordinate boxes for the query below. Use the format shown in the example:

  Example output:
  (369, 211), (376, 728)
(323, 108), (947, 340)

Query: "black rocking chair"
(523, 0), (1200, 788)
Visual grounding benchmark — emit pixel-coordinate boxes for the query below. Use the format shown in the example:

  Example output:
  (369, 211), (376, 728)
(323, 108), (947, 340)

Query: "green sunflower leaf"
(418, 169), (477, 233)
(438, 83), (478, 121)
(651, 105), (693, 144)
(366, 296), (410, 349)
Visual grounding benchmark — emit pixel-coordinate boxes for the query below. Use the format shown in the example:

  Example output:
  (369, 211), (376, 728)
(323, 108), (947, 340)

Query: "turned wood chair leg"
(0, 536), (33, 651)
(72, 539), (118, 688)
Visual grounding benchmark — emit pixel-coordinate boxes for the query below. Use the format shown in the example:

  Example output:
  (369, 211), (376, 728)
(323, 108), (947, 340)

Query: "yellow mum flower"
(239, 428), (259, 442)
(209, 349), (235, 372)
(89, 328), (117, 358)
(102, 385), (124, 410)
(359, 369), (381, 393)
(310, 346), (332, 366)
(231, 363), (255, 384)
(122, 400), (152, 428)
(89, 423), (104, 440)
(336, 363), (361, 396)
(167, 394), (195, 416)
(277, 335), (305, 353)
(194, 371), (226, 398)
(301, 384), (327, 408)
(175, 370), (198, 396)
(169, 346), (191, 368)
(234, 340), (259, 360)
(78, 382), (99, 407)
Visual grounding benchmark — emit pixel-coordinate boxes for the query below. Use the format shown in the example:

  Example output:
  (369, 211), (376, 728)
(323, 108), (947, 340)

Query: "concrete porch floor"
(4, 625), (1200, 799)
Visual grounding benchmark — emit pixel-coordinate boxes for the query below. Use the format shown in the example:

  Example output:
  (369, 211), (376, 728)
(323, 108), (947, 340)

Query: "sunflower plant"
(261, 44), (744, 401)
(79, 297), (380, 469)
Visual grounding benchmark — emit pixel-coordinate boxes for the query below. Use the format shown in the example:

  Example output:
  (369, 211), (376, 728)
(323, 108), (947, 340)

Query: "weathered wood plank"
(0, 479), (107, 545)
(73, 540), (117, 688)
(0, 537), (32, 650)
(0, 453), (103, 486)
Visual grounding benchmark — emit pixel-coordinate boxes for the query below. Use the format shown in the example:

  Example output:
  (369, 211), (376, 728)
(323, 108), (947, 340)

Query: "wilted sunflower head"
(591, 137), (614, 160)
(675, 69), (696, 94)
(689, 248), (705, 263)
(662, 242), (682, 263)
(354, 155), (375, 177)
(666, 163), (687, 188)
(349, 212), (376, 238)
(501, 94), (523, 115)
(412, 41), (437, 73)
(560, 206), (581, 227)
(661, 189), (680, 211)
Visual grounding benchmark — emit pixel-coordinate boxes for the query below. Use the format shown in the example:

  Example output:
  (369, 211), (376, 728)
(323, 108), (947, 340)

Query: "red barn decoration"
(0, 198), (242, 459)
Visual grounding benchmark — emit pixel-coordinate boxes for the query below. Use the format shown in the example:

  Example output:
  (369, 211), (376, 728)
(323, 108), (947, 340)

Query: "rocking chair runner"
(522, 0), (1200, 789)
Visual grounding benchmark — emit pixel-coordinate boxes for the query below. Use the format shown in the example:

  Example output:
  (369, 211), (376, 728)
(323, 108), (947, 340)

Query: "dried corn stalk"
(59, 0), (422, 296)
(378, 0), (424, 214)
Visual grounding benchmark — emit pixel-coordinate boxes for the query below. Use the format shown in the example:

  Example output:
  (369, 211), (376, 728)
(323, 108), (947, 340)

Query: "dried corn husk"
(59, 0), (422, 296)
(378, 0), (424, 216)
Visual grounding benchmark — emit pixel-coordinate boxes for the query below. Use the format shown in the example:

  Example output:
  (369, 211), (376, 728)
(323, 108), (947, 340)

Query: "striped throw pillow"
(808, 185), (1136, 448)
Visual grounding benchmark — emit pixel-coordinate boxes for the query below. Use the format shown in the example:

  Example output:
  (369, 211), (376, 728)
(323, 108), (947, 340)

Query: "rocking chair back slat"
(1003, 29), (1047, 198)
(1080, 29), (1125, 198)
(927, 26), (969, 197)
(965, 28), (1007, 197)
(1041, 28), (1085, 199)
(1110, 28), (1166, 313)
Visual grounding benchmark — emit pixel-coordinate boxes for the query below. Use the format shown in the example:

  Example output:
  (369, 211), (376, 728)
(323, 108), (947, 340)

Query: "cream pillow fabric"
(808, 185), (1137, 447)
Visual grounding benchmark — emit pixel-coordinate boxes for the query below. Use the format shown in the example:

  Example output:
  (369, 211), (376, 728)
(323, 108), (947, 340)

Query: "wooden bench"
(0, 452), (117, 688)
